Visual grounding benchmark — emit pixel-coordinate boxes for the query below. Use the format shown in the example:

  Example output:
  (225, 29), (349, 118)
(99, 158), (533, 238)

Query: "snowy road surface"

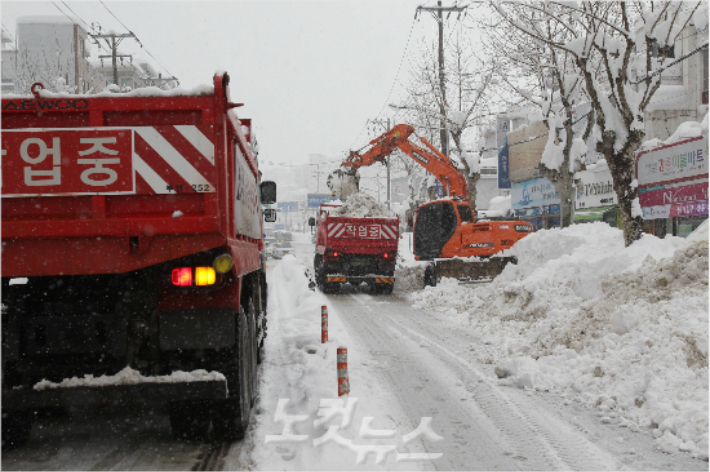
(312, 287), (705, 470)
(3, 232), (707, 470)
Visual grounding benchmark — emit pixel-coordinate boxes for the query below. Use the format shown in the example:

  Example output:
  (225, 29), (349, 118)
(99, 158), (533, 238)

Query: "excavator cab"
(413, 201), (458, 260)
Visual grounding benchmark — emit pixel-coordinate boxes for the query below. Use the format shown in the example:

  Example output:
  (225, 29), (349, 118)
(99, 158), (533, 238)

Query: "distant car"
(272, 242), (293, 259)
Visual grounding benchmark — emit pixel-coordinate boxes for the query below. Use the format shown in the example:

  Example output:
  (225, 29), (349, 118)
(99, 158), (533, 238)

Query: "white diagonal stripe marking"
(133, 153), (168, 193)
(136, 128), (210, 187)
(175, 125), (215, 165)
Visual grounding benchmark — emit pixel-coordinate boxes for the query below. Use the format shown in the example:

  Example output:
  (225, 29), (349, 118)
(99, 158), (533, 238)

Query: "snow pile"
(330, 193), (394, 218)
(488, 195), (512, 215)
(410, 223), (709, 458)
(327, 169), (360, 201)
(33, 367), (225, 390)
(6, 84), (215, 99)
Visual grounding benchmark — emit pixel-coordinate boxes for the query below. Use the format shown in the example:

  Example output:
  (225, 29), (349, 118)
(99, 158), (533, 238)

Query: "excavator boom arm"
(343, 124), (469, 199)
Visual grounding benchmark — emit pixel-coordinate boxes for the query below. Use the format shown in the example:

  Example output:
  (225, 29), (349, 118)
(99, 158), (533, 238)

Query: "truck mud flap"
(426, 257), (517, 286)
(2, 380), (227, 411)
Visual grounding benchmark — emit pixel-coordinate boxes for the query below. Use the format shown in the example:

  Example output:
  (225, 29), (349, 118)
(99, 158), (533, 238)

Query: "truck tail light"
(324, 249), (341, 261)
(172, 267), (192, 286)
(171, 267), (217, 286)
(380, 251), (396, 262)
(195, 267), (216, 286)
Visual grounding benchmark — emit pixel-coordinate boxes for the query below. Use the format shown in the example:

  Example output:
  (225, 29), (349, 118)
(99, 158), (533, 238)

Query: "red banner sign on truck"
(2, 126), (218, 197)
(2, 129), (134, 194)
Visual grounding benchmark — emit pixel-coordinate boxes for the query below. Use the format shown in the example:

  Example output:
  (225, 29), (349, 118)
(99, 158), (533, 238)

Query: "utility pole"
(416, 2), (467, 158)
(368, 118), (392, 209)
(312, 164), (323, 193)
(92, 32), (136, 87)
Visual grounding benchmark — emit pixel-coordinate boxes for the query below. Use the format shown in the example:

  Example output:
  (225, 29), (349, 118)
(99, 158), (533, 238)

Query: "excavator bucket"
(423, 257), (518, 286)
(327, 168), (360, 201)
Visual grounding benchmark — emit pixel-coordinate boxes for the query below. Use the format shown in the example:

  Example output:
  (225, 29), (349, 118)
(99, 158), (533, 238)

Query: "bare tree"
(399, 25), (498, 214)
(486, 3), (596, 228)
(490, 0), (703, 245)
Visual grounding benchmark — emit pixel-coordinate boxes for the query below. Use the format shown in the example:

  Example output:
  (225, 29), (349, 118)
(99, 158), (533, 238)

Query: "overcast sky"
(2, 0), (444, 166)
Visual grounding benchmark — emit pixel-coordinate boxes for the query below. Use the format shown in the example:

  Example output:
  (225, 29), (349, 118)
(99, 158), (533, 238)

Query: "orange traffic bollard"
(321, 305), (328, 343)
(337, 347), (350, 396)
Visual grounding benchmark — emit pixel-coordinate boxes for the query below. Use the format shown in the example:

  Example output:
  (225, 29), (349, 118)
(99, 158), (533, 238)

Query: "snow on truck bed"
(330, 193), (394, 218)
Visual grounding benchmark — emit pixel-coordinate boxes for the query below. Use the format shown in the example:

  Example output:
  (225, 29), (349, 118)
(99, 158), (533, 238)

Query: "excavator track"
(424, 256), (518, 286)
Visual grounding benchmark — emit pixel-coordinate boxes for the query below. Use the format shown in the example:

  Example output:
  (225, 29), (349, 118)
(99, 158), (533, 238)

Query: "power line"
(631, 41), (709, 85)
(58, 1), (94, 33)
(97, 0), (179, 85)
(349, 16), (419, 151)
(98, 0), (134, 34)
(49, 2), (109, 54)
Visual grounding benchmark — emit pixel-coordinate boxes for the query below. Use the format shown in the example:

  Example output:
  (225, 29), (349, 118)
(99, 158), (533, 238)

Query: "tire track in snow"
(334, 292), (619, 470)
(339, 293), (521, 470)
(395, 322), (619, 471)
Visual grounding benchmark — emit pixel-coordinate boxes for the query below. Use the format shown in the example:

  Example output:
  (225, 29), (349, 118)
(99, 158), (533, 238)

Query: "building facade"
(634, 21), (709, 237)
(2, 16), (105, 94)
(2, 16), (176, 95)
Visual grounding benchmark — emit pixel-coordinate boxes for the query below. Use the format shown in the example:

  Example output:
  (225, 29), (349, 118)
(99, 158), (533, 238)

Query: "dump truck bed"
(316, 216), (399, 254)
(1, 85), (261, 278)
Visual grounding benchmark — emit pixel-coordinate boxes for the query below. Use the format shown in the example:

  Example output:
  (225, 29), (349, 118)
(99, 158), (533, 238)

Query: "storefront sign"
(498, 139), (511, 189)
(575, 168), (616, 209)
(511, 177), (560, 210)
(642, 201), (709, 219)
(636, 136), (708, 188)
(638, 181), (708, 207)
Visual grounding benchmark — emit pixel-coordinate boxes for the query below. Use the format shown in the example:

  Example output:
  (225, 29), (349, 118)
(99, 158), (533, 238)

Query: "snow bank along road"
(307, 287), (706, 470)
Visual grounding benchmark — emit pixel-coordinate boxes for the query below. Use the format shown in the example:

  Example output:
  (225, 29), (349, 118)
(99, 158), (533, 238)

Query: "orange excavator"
(332, 123), (533, 285)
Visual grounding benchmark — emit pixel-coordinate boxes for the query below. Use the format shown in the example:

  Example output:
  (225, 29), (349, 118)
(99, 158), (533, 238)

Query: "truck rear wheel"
(1, 409), (34, 449)
(168, 401), (210, 443)
(211, 307), (252, 441)
(322, 282), (340, 294)
(375, 283), (394, 295)
(424, 265), (437, 287)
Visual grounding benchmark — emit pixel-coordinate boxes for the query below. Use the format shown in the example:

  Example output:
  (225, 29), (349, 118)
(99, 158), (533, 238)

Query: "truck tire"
(1, 409), (34, 449)
(245, 298), (258, 407)
(257, 272), (267, 365)
(424, 265), (437, 287)
(211, 307), (252, 441)
(168, 401), (210, 443)
(322, 282), (340, 294)
(376, 283), (394, 295)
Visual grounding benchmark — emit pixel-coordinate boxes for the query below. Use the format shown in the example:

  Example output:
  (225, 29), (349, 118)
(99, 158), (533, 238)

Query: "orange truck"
(1, 73), (275, 446)
(314, 203), (399, 294)
(334, 124), (533, 285)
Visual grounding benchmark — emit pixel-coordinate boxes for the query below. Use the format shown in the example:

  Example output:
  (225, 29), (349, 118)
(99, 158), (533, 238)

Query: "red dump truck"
(1, 73), (276, 447)
(313, 203), (399, 294)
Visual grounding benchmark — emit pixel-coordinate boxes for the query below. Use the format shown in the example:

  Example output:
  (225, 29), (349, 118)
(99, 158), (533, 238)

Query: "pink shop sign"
(638, 181), (708, 207)
(635, 136), (708, 188)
